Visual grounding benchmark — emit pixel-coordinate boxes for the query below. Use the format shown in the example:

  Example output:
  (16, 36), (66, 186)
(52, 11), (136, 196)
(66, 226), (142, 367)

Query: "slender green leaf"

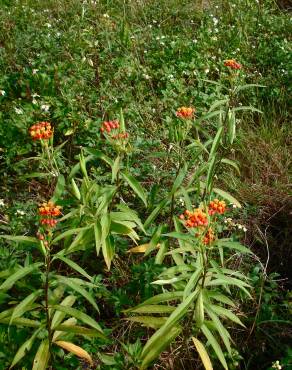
(52, 305), (103, 334)
(140, 326), (182, 369)
(121, 171), (147, 206)
(10, 290), (41, 325)
(201, 324), (228, 370)
(213, 188), (241, 208)
(111, 156), (120, 183)
(51, 174), (65, 203)
(144, 198), (169, 229)
(0, 263), (42, 291)
(54, 255), (92, 281)
(10, 329), (41, 368)
(126, 316), (168, 329)
(51, 295), (76, 330)
(56, 276), (98, 312)
(32, 340), (50, 370)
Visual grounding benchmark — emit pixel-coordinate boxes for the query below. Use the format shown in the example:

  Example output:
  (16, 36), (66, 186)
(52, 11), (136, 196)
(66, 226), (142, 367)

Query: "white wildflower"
(16, 210), (25, 216)
(103, 13), (109, 18)
(0, 199), (5, 207)
(15, 107), (23, 115)
(41, 104), (50, 112)
(205, 68), (210, 74)
(46, 23), (52, 28)
(32, 69), (39, 75)
(243, 227), (247, 232)
(0, 90), (5, 96)
(212, 17), (219, 26)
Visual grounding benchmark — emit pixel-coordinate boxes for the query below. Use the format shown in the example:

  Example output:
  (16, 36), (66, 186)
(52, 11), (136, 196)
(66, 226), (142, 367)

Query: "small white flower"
(56, 32), (61, 37)
(161, 35), (165, 39)
(237, 225), (243, 230)
(212, 17), (219, 26)
(16, 210), (25, 216)
(46, 23), (52, 28)
(143, 74), (150, 80)
(160, 42), (165, 46)
(243, 227), (247, 232)
(32, 69), (39, 75)
(103, 13), (109, 18)
(15, 107), (23, 115)
(32, 98), (38, 105)
(192, 39), (198, 43)
(204, 68), (210, 74)
(32, 93), (40, 98)
(144, 50), (147, 53)
(153, 20), (157, 24)
(0, 199), (5, 207)
(0, 90), (5, 96)
(232, 204), (237, 209)
(156, 36), (160, 40)
(41, 104), (50, 112)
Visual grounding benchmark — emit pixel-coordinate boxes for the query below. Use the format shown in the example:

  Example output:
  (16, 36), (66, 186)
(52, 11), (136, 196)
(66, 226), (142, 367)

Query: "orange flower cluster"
(176, 107), (195, 119)
(29, 122), (53, 140)
(100, 120), (119, 133)
(39, 201), (61, 228)
(180, 208), (208, 228)
(224, 59), (241, 70)
(203, 227), (215, 245)
(208, 199), (226, 215)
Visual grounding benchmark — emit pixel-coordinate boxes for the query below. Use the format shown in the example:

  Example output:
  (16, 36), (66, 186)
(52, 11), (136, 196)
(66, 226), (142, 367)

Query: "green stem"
(44, 248), (53, 363)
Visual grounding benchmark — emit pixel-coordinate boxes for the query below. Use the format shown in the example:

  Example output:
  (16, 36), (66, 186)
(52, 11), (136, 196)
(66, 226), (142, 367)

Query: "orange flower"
(203, 227), (215, 245)
(29, 122), (53, 140)
(224, 59), (241, 70)
(181, 208), (208, 228)
(39, 201), (61, 228)
(176, 107), (195, 119)
(100, 120), (129, 140)
(208, 199), (226, 215)
(100, 120), (119, 133)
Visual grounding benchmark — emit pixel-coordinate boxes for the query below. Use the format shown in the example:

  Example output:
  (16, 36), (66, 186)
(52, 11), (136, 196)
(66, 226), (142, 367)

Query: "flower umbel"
(208, 199), (226, 215)
(180, 208), (208, 228)
(100, 120), (129, 140)
(29, 122), (53, 140)
(224, 59), (241, 70)
(39, 201), (61, 228)
(176, 106), (195, 119)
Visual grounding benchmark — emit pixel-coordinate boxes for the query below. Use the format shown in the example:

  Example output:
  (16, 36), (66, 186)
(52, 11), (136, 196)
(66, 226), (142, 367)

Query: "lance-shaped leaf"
(205, 306), (231, 354)
(0, 263), (43, 291)
(55, 341), (93, 366)
(102, 235), (115, 271)
(51, 174), (65, 203)
(10, 290), (41, 325)
(54, 255), (92, 281)
(141, 289), (199, 361)
(126, 316), (168, 329)
(201, 324), (228, 370)
(192, 337), (213, 370)
(121, 171), (147, 206)
(140, 326), (182, 369)
(213, 188), (241, 208)
(56, 276), (98, 312)
(32, 340), (50, 370)
(52, 305), (104, 334)
(10, 329), (41, 369)
(51, 295), (76, 330)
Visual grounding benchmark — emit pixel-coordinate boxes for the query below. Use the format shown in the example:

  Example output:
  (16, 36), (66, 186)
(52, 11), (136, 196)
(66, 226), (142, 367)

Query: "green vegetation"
(0, 0), (291, 369)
